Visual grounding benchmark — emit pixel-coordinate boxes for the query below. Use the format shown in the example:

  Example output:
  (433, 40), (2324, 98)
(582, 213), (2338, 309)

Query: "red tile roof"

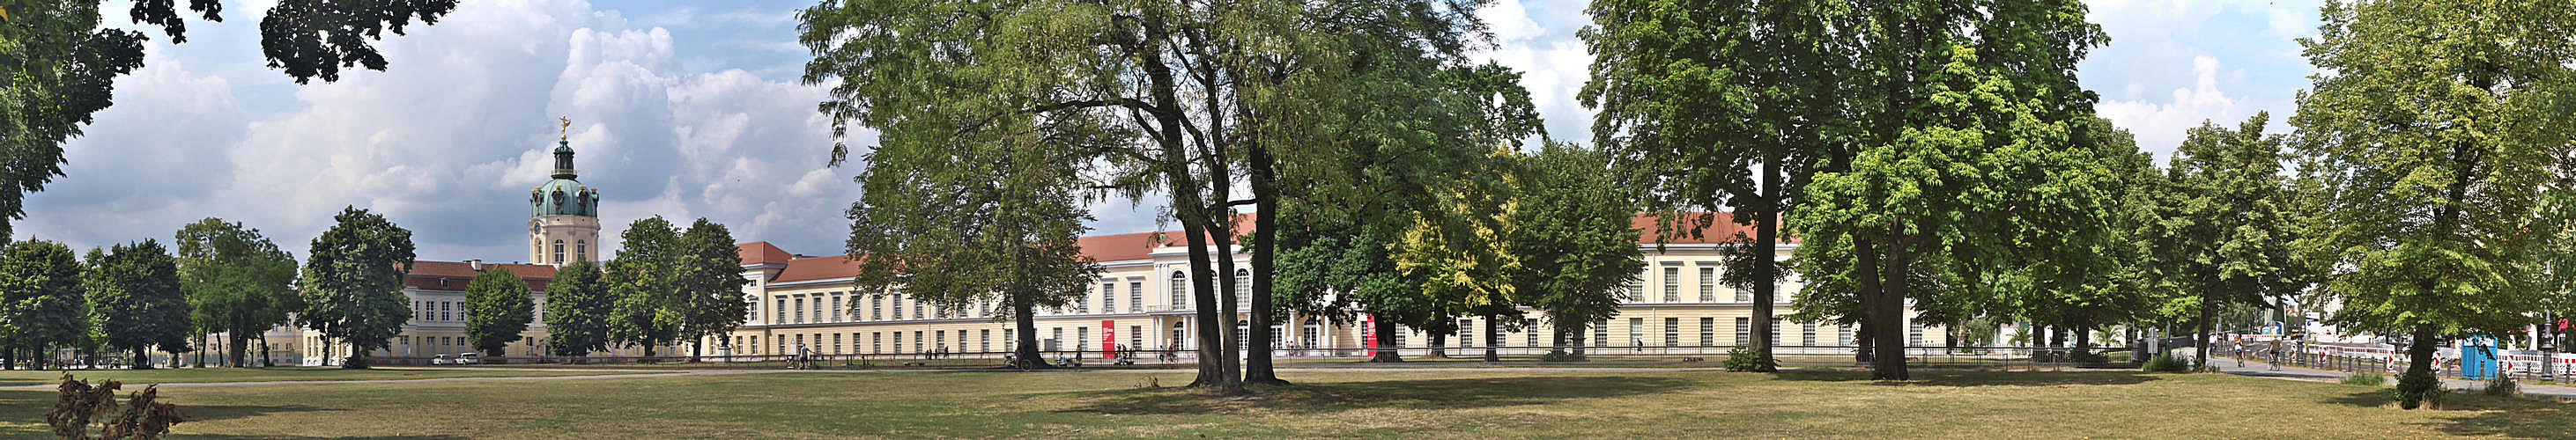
(738, 241), (793, 266)
(403, 260), (558, 292)
(774, 254), (865, 283)
(1631, 212), (1793, 245)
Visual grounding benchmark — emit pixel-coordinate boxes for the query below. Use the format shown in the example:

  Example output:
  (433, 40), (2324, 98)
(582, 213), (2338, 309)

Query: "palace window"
(1700, 318), (1716, 347)
(831, 295), (842, 321)
(1699, 267), (1716, 302)
(1169, 271), (1187, 310)
(892, 294), (904, 319)
(1102, 282), (1117, 312)
(980, 329), (990, 353)
(871, 295), (882, 320)
(1662, 267), (1680, 302)
(893, 332), (903, 354)
(872, 333), (881, 354)
(1802, 322), (1818, 347)
(1839, 324), (1855, 347)
(1628, 319), (1643, 348)
(912, 295), (922, 319)
(1458, 319), (1474, 348)
(1664, 318), (1681, 348)
(1128, 282), (1143, 314)
(552, 239), (565, 263)
(1592, 319), (1609, 348)
(777, 299), (788, 323)
(811, 297), (823, 322)
(1235, 268), (1251, 308)
(794, 297), (805, 323)
(575, 240), (587, 260)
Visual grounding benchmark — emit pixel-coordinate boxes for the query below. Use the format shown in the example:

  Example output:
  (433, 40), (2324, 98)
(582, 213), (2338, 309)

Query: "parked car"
(457, 352), (481, 364)
(432, 354), (454, 365)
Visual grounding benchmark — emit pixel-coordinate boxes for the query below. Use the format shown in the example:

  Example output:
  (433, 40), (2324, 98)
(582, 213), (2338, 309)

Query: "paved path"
(2209, 356), (2576, 400)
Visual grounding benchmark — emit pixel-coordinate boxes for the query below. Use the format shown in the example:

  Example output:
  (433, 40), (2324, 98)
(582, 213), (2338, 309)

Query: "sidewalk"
(2210, 356), (2576, 400)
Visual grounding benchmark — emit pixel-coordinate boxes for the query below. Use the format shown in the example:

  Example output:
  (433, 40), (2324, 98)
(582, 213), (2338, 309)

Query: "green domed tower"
(529, 138), (601, 266)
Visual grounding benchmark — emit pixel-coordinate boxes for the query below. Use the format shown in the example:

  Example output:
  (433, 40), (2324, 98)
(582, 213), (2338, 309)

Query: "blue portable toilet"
(2459, 336), (2499, 379)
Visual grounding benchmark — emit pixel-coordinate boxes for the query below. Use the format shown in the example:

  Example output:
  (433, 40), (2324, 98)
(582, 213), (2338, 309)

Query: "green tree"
(84, 240), (189, 369)
(1782, 0), (2109, 380)
(0, 1), (455, 240)
(541, 260), (611, 357)
(298, 207), (416, 369)
(172, 218), (299, 368)
(2289, 0), (2576, 408)
(1582, 0), (1847, 371)
(675, 219), (749, 360)
(843, 106), (1106, 369)
(2145, 114), (2303, 369)
(1509, 143), (1646, 359)
(801, 0), (1493, 392)
(606, 217), (683, 357)
(1, 240), (86, 370)
(463, 268), (534, 357)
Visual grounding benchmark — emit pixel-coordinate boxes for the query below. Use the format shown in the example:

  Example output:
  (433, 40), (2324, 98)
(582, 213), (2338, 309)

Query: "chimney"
(468, 260), (484, 271)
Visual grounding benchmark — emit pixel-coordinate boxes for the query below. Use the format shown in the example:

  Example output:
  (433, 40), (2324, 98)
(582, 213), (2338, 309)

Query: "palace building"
(295, 135), (1941, 365)
(714, 215), (1943, 361)
(297, 137), (685, 365)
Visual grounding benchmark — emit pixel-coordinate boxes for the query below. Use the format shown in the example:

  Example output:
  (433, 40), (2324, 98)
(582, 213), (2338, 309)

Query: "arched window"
(1233, 268), (1250, 309)
(575, 239), (588, 260)
(1169, 271), (1188, 310)
(552, 239), (566, 263)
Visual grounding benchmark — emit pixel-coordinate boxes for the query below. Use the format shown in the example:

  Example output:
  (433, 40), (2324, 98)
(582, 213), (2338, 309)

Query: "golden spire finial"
(559, 116), (572, 143)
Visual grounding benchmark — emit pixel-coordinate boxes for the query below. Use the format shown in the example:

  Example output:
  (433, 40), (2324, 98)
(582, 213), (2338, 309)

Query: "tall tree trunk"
(1752, 156), (1781, 371)
(1854, 232), (1884, 375)
(2195, 285), (2217, 370)
(1369, 317), (1403, 363)
(1012, 286), (1047, 369)
(1210, 221), (1244, 392)
(1429, 334), (1448, 358)
(134, 348), (150, 370)
(1874, 231), (1911, 380)
(260, 334), (273, 367)
(1483, 314), (1501, 362)
(2399, 326), (2439, 409)
(1133, 11), (1227, 392)
(1246, 144), (1285, 385)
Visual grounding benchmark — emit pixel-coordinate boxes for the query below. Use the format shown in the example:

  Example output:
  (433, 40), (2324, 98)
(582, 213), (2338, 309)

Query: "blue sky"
(21, 0), (2327, 262)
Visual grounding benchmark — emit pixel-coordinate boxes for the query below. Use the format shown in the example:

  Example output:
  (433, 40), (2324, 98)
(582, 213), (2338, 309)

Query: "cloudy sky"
(19, 0), (2322, 262)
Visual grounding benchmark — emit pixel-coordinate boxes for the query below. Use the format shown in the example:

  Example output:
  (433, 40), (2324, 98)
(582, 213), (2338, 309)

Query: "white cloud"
(21, 0), (856, 262)
(2096, 55), (2257, 162)
(1471, 0), (1592, 145)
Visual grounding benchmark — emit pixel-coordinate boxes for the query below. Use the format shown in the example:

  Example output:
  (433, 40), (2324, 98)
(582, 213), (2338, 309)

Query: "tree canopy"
(85, 239), (189, 369)
(172, 217), (299, 368)
(298, 207), (415, 368)
(541, 260), (611, 357)
(463, 268), (534, 356)
(1, 240), (87, 369)
(2289, 0), (2576, 408)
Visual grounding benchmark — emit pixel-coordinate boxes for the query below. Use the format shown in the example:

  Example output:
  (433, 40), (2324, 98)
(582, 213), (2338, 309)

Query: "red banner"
(1102, 319), (1117, 359)
(1362, 314), (1379, 356)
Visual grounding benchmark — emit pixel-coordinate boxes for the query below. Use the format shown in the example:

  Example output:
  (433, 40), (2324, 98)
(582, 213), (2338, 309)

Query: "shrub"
(2340, 373), (2387, 386)
(2484, 376), (2519, 397)
(2396, 370), (2441, 409)
(46, 373), (187, 439)
(1722, 346), (1775, 371)
(2142, 353), (2191, 372)
(1539, 349), (1587, 363)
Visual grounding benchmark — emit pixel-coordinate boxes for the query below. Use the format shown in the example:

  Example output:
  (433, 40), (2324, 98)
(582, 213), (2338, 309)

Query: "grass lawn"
(4, 369), (2570, 438)
(0, 367), (653, 386)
